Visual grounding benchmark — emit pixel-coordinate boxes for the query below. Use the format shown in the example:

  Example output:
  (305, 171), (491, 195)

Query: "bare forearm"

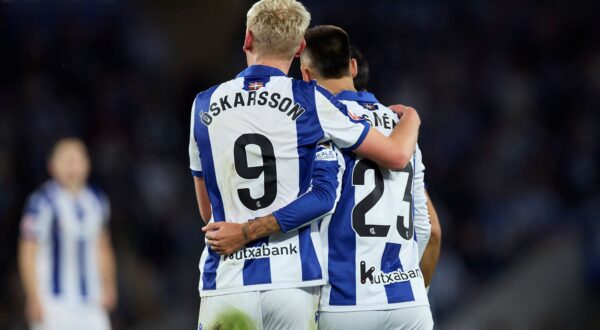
(388, 109), (419, 160)
(194, 177), (212, 223)
(420, 194), (441, 287)
(99, 233), (116, 290)
(19, 240), (40, 301)
(242, 215), (282, 242)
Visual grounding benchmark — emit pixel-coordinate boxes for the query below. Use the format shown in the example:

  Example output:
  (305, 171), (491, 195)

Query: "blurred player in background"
(351, 45), (442, 288)
(300, 25), (434, 329)
(18, 138), (117, 330)
(189, 0), (421, 329)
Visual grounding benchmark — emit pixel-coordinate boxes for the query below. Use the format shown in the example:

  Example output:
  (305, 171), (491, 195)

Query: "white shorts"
(30, 301), (110, 330)
(318, 306), (433, 330)
(198, 287), (319, 330)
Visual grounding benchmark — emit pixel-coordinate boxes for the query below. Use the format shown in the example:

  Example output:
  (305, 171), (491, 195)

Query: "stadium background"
(0, 0), (598, 329)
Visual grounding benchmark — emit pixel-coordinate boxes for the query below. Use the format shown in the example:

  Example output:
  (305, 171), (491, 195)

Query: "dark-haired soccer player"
(19, 138), (116, 330)
(350, 45), (442, 289)
(300, 25), (434, 329)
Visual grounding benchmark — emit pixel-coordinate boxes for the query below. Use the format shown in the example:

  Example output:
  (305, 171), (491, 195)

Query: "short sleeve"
(315, 87), (370, 150)
(20, 192), (53, 241)
(189, 98), (203, 177)
(412, 144), (431, 259)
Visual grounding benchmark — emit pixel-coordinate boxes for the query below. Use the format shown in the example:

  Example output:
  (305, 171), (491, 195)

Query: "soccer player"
(18, 138), (116, 330)
(189, 0), (421, 328)
(351, 45), (442, 288)
(299, 25), (434, 329)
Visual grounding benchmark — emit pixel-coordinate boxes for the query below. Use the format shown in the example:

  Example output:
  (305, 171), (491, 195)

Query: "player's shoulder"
(194, 81), (229, 102)
(25, 181), (54, 212)
(88, 184), (108, 201)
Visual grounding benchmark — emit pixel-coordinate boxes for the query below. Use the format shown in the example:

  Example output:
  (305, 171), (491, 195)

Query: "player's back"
(189, 65), (369, 296)
(320, 90), (429, 311)
(191, 66), (323, 223)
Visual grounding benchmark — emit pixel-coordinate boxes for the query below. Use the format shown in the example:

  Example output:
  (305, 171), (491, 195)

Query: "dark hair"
(303, 25), (351, 79)
(351, 46), (369, 91)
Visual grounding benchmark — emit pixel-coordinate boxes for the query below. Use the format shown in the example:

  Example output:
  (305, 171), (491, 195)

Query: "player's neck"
(318, 76), (356, 95)
(249, 57), (292, 75)
(56, 180), (85, 195)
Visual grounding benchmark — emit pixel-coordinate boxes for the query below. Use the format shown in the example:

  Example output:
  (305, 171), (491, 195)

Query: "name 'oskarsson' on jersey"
(200, 90), (306, 126)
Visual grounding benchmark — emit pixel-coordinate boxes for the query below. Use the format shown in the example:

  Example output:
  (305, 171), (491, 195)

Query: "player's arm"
(420, 191), (442, 288)
(189, 98), (212, 223)
(18, 193), (48, 324)
(98, 229), (117, 311)
(203, 144), (342, 255)
(412, 145), (431, 259)
(194, 177), (212, 223)
(354, 105), (420, 170)
(313, 87), (419, 170)
(19, 237), (42, 324)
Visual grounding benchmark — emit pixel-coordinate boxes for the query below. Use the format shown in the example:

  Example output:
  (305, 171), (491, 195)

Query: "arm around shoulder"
(354, 105), (420, 170)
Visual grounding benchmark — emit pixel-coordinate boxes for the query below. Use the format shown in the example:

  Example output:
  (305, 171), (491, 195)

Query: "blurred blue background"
(0, 0), (598, 329)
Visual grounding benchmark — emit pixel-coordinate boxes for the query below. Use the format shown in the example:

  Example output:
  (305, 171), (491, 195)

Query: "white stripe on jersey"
(320, 91), (430, 312)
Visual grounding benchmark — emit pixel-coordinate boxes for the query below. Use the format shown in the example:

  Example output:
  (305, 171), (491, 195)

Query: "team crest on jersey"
(248, 81), (264, 90)
(362, 103), (379, 111)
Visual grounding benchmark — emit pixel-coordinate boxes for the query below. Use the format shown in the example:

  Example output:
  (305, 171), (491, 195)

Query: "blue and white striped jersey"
(20, 180), (110, 306)
(320, 91), (431, 312)
(188, 65), (370, 296)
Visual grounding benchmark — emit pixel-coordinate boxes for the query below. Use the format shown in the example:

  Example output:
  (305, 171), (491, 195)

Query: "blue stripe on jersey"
(242, 238), (272, 285)
(298, 226), (322, 281)
(194, 86), (224, 291)
(236, 65), (287, 78)
(292, 79), (326, 281)
(336, 91), (380, 104)
(48, 196), (61, 296)
(202, 247), (219, 290)
(292, 79), (324, 193)
(381, 243), (415, 304)
(194, 86), (226, 221)
(328, 155), (358, 305)
(78, 240), (88, 298)
(75, 200), (88, 299)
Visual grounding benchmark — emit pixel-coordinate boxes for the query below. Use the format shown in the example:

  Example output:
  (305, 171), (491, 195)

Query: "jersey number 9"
(233, 134), (278, 210)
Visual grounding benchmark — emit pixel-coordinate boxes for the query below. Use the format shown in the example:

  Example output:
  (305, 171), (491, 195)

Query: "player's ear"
(350, 58), (358, 78)
(243, 29), (253, 53)
(294, 38), (306, 58)
(300, 65), (312, 82)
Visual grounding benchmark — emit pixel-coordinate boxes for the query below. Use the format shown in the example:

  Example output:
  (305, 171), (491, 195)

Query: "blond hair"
(246, 0), (311, 59)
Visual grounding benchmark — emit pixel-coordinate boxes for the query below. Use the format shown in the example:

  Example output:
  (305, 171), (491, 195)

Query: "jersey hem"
(318, 299), (429, 312)
(199, 279), (326, 297)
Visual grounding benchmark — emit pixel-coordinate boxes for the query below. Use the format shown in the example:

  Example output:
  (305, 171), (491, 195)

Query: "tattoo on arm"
(243, 214), (282, 242)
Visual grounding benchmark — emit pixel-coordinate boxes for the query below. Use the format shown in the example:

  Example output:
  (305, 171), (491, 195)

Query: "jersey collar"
(236, 65), (287, 78)
(335, 90), (380, 104)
